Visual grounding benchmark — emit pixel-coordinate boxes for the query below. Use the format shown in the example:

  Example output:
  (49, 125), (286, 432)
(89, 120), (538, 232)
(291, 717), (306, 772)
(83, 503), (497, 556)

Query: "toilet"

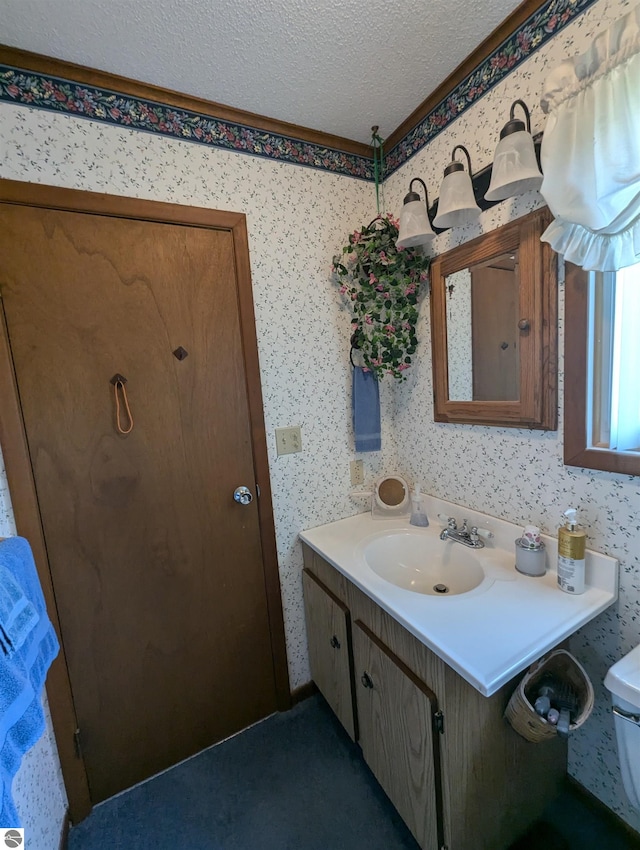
(604, 644), (640, 809)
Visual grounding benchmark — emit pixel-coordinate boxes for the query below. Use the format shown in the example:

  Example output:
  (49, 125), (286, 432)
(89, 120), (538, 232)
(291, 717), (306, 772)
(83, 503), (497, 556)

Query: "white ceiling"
(2, 0), (525, 144)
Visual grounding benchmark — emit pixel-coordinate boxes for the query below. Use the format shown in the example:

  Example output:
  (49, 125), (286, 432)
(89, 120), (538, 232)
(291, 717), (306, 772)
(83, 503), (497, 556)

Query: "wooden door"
(0, 198), (286, 805)
(353, 620), (442, 850)
(302, 569), (356, 740)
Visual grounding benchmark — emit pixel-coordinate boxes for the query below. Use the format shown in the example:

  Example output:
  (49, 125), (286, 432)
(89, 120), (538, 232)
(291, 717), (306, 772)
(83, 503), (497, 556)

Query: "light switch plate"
(275, 426), (302, 456)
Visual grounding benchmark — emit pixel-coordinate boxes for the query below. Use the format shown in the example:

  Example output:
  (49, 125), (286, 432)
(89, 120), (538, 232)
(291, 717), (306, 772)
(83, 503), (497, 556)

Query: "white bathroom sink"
(362, 531), (485, 596)
(301, 505), (619, 695)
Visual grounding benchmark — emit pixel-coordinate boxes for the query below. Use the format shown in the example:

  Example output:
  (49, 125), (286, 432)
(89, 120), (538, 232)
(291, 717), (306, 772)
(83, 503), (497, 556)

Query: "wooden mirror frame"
(564, 263), (640, 475)
(430, 208), (557, 429)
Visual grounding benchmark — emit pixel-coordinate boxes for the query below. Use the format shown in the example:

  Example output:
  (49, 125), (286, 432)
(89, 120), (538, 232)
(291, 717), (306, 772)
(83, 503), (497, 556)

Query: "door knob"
(233, 486), (253, 505)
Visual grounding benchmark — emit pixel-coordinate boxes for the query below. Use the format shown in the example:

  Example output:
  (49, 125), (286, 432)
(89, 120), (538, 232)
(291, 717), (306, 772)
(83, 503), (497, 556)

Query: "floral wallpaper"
(0, 0), (638, 839)
(385, 0), (639, 832)
(0, 67), (374, 180)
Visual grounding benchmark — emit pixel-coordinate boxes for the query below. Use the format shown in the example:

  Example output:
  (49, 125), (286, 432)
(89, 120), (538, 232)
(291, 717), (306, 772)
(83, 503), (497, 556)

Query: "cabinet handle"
(330, 635), (341, 649)
(361, 672), (374, 689)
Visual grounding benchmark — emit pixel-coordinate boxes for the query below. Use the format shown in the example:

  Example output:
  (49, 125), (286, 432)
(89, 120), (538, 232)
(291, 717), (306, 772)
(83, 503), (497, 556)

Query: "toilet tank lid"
(604, 644), (640, 706)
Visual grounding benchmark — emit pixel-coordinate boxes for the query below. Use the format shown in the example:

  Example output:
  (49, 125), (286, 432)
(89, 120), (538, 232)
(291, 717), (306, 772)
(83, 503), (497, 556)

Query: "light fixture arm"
(433, 144), (480, 229)
(510, 99), (532, 133)
(485, 100), (543, 202)
(409, 177), (430, 203)
(396, 176), (436, 247)
(407, 177), (432, 221)
(451, 145), (473, 174)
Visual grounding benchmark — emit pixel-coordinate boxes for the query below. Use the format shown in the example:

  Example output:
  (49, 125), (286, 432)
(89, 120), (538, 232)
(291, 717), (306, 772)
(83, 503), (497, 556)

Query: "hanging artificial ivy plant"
(332, 213), (430, 381)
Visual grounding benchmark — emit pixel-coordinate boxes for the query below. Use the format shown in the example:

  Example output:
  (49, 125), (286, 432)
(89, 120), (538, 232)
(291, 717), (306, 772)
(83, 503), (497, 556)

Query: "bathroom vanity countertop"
(300, 495), (618, 697)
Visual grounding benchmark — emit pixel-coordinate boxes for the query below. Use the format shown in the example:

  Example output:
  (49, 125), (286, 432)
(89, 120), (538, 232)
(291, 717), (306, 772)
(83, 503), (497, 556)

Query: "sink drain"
(433, 583), (450, 594)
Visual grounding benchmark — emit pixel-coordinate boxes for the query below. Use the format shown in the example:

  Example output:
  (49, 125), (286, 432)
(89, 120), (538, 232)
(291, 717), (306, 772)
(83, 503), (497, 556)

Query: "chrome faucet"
(439, 516), (492, 549)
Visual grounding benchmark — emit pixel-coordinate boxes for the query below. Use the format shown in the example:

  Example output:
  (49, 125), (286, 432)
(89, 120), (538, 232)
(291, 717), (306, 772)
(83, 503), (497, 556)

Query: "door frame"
(0, 178), (290, 822)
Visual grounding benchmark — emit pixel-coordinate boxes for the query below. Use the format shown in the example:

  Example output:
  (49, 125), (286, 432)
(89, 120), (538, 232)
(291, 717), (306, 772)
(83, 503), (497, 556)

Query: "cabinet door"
(302, 569), (356, 740)
(354, 620), (443, 850)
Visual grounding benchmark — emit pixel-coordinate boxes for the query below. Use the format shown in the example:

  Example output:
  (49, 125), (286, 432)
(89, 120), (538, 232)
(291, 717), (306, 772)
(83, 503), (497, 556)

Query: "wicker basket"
(504, 649), (594, 743)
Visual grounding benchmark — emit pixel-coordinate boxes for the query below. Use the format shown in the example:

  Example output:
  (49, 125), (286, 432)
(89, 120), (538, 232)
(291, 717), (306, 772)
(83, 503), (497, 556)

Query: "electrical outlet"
(350, 459), (364, 486)
(275, 426), (302, 456)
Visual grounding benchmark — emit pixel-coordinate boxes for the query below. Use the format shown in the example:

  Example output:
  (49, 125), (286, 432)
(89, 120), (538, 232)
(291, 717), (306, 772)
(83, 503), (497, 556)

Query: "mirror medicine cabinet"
(430, 208), (557, 430)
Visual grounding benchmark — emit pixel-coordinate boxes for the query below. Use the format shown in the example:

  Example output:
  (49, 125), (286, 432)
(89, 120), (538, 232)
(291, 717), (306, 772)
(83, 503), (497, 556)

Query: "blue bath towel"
(352, 367), (381, 452)
(0, 538), (59, 828)
(0, 563), (39, 657)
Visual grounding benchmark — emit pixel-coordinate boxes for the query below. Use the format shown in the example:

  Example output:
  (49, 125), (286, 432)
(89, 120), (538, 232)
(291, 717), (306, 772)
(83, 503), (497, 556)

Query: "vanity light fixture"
(396, 177), (435, 249)
(433, 145), (481, 229)
(485, 99), (543, 202)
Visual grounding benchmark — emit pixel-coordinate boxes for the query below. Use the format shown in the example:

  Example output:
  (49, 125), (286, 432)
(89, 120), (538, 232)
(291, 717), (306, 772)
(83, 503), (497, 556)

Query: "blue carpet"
(68, 695), (419, 850)
(68, 693), (640, 850)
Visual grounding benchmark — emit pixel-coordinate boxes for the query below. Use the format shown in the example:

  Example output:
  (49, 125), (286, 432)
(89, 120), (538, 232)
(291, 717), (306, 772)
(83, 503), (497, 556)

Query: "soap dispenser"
(557, 508), (586, 594)
(410, 486), (429, 527)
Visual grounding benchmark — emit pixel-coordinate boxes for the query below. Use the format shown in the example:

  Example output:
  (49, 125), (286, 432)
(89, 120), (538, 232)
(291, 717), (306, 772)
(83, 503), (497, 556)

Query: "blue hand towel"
(0, 538), (59, 828)
(352, 367), (381, 452)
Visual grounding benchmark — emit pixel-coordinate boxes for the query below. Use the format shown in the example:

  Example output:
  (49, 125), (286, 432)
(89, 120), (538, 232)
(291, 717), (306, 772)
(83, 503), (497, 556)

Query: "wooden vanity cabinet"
(302, 544), (567, 850)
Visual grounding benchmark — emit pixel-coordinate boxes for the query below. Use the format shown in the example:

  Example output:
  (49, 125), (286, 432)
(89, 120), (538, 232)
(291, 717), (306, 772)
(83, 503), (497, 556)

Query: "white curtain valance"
(539, 3), (640, 271)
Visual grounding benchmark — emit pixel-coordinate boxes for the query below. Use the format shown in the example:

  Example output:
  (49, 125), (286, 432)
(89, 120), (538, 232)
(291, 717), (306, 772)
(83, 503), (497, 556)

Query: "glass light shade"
(396, 199), (435, 248)
(433, 170), (481, 228)
(485, 130), (543, 201)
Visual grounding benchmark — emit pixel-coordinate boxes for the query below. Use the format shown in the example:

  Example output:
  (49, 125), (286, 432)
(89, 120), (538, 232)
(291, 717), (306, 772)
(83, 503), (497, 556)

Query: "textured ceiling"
(2, 0), (525, 144)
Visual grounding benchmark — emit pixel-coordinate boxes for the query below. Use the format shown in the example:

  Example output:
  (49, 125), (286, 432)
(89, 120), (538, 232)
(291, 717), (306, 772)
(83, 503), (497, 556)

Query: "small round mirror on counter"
(373, 475), (410, 517)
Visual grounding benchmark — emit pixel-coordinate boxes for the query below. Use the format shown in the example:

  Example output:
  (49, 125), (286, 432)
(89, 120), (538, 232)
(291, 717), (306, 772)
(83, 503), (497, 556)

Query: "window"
(565, 263), (640, 474)
(588, 263), (640, 452)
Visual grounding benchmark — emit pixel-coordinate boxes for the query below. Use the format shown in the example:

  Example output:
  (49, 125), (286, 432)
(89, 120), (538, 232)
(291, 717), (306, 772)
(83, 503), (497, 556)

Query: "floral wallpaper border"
(0, 66), (374, 180)
(0, 0), (597, 180)
(384, 0), (599, 175)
